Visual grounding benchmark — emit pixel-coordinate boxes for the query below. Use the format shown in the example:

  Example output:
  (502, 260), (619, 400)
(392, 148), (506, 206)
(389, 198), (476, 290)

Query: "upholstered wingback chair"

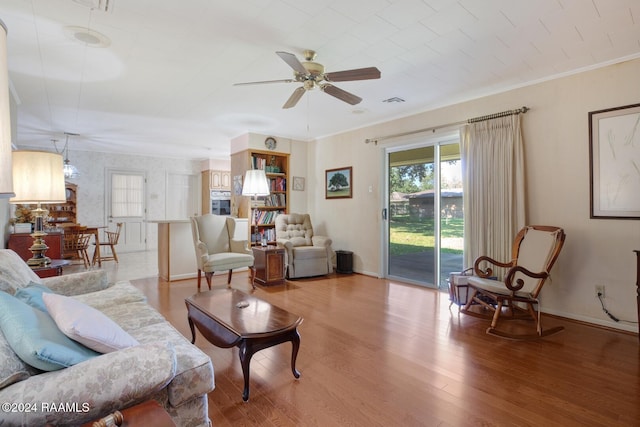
(275, 213), (333, 279)
(190, 214), (254, 290)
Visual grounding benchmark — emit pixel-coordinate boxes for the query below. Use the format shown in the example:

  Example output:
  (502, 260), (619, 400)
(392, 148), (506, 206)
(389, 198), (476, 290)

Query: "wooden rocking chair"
(461, 225), (566, 340)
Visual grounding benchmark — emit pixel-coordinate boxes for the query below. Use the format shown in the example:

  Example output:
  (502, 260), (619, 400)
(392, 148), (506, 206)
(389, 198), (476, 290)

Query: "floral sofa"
(0, 249), (214, 426)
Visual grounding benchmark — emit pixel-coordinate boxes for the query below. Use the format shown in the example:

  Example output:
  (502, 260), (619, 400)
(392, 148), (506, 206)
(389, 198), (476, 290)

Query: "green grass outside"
(390, 215), (463, 256)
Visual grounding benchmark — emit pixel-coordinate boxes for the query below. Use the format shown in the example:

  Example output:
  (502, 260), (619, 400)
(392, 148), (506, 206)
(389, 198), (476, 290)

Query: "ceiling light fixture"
(62, 132), (80, 179)
(64, 26), (111, 48)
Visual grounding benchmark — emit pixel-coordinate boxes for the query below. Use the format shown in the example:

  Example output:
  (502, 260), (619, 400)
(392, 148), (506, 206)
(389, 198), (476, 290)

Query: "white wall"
(308, 58), (640, 333)
(288, 139), (308, 214)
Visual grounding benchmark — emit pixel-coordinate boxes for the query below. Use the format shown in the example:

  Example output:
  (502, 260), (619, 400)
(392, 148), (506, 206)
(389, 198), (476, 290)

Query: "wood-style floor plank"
(131, 272), (639, 427)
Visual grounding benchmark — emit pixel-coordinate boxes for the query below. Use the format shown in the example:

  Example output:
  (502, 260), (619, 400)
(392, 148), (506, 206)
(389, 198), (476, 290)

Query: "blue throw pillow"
(0, 291), (99, 371)
(14, 282), (54, 312)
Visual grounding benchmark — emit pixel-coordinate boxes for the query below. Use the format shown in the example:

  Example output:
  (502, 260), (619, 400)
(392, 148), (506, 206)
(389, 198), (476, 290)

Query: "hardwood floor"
(131, 272), (640, 427)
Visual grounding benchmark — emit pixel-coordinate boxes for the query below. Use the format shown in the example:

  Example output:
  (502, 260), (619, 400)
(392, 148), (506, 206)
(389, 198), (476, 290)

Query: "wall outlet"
(595, 285), (605, 298)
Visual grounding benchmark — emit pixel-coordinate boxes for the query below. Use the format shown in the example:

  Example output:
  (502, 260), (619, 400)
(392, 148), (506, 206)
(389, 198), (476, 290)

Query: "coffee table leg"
(238, 340), (253, 402)
(291, 328), (301, 379)
(188, 316), (196, 344)
(237, 329), (301, 402)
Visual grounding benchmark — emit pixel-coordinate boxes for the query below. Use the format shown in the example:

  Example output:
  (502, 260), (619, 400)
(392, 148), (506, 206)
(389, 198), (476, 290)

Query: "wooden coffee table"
(185, 289), (302, 401)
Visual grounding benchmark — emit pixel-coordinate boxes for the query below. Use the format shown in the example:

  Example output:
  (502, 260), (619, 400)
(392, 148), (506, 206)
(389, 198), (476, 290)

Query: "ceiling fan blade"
(233, 78), (295, 86)
(276, 51), (308, 75)
(283, 87), (306, 109)
(324, 67), (381, 82)
(322, 84), (362, 105)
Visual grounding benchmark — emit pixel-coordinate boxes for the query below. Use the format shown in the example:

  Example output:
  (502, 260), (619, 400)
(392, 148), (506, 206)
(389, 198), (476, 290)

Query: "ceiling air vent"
(382, 97), (405, 103)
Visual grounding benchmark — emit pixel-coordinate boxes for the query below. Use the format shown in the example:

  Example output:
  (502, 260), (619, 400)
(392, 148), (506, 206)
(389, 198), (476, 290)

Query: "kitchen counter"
(149, 220), (196, 282)
(149, 218), (248, 282)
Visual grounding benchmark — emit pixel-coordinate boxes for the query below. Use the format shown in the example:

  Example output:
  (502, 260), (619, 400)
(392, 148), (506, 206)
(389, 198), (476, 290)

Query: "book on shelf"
(268, 176), (286, 191)
(251, 156), (267, 170)
(263, 193), (286, 207)
(254, 209), (284, 225)
(250, 227), (277, 244)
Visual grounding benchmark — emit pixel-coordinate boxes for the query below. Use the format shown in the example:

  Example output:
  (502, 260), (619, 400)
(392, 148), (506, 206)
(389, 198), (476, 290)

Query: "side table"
(31, 259), (71, 278)
(252, 245), (286, 286)
(81, 400), (175, 427)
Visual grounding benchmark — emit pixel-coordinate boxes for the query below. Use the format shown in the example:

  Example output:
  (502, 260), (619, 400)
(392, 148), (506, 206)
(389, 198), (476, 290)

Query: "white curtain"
(111, 174), (144, 217)
(460, 114), (526, 272)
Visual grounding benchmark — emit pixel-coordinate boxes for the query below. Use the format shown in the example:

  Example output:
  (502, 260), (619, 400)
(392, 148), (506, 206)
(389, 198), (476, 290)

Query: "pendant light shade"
(63, 158), (79, 179)
(63, 132), (79, 178)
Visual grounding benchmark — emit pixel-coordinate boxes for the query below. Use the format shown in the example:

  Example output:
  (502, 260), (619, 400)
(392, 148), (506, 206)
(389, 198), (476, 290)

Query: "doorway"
(106, 169), (147, 253)
(384, 135), (463, 289)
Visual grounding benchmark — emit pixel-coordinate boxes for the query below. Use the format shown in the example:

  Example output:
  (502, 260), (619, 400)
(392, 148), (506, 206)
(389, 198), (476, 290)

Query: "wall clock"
(265, 137), (277, 150)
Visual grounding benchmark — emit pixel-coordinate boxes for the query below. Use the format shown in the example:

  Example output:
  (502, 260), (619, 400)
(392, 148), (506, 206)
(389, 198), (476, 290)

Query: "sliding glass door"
(384, 135), (463, 289)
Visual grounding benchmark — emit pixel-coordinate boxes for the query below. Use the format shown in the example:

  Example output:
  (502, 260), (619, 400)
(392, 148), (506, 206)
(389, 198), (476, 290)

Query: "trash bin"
(335, 250), (353, 274)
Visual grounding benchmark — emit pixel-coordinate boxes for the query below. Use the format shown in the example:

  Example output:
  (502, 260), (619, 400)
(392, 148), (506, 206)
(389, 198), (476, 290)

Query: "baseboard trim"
(542, 308), (638, 334)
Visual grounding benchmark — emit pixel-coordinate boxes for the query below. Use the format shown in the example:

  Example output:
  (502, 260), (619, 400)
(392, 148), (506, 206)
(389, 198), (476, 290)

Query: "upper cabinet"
(201, 169), (230, 214)
(209, 170), (230, 190)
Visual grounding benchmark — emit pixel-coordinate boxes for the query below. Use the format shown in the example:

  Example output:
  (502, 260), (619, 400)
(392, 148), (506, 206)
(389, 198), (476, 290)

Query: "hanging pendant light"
(63, 132), (79, 179)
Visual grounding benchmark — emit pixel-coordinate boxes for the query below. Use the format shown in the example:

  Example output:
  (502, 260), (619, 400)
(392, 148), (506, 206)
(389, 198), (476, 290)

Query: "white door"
(106, 169), (147, 253)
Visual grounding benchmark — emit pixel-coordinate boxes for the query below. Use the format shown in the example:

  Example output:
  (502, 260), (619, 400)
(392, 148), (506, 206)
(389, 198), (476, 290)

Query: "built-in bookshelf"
(43, 182), (77, 225)
(230, 149), (289, 245)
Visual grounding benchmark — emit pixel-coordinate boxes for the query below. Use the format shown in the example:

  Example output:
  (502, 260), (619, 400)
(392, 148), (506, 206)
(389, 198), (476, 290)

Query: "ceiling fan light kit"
(234, 50), (381, 109)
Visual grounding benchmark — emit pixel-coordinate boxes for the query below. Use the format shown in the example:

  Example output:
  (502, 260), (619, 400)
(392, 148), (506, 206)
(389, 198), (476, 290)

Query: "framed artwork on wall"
(325, 166), (352, 199)
(292, 176), (305, 191)
(233, 175), (243, 196)
(589, 103), (640, 219)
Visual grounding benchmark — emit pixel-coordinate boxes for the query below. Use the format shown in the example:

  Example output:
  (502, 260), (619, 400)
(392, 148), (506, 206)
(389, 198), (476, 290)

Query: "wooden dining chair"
(93, 223), (123, 267)
(62, 225), (91, 268)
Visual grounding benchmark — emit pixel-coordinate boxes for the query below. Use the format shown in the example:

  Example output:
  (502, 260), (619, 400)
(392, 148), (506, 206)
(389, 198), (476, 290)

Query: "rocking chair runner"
(461, 225), (566, 340)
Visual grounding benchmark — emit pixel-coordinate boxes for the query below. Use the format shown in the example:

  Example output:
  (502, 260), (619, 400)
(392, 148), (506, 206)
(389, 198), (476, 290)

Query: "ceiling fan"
(234, 50), (381, 109)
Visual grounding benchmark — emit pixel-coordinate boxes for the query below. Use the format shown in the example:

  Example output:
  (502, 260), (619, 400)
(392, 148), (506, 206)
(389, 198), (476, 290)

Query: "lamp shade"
(242, 169), (270, 196)
(10, 151), (66, 204)
(0, 20), (14, 198)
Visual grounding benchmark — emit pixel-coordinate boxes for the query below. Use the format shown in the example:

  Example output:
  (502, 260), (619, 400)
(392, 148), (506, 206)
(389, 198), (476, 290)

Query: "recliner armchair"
(190, 214), (254, 290)
(275, 213), (333, 279)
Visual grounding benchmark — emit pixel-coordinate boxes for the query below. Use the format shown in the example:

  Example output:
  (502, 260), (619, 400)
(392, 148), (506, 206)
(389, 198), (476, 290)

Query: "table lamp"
(10, 150), (66, 266)
(241, 169), (270, 245)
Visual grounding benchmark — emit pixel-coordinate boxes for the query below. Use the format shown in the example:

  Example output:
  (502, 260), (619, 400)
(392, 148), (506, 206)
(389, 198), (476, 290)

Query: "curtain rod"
(364, 106), (529, 144)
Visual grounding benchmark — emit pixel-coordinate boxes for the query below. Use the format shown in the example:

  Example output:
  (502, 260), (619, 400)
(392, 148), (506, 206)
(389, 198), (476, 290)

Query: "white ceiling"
(2, 0), (639, 160)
